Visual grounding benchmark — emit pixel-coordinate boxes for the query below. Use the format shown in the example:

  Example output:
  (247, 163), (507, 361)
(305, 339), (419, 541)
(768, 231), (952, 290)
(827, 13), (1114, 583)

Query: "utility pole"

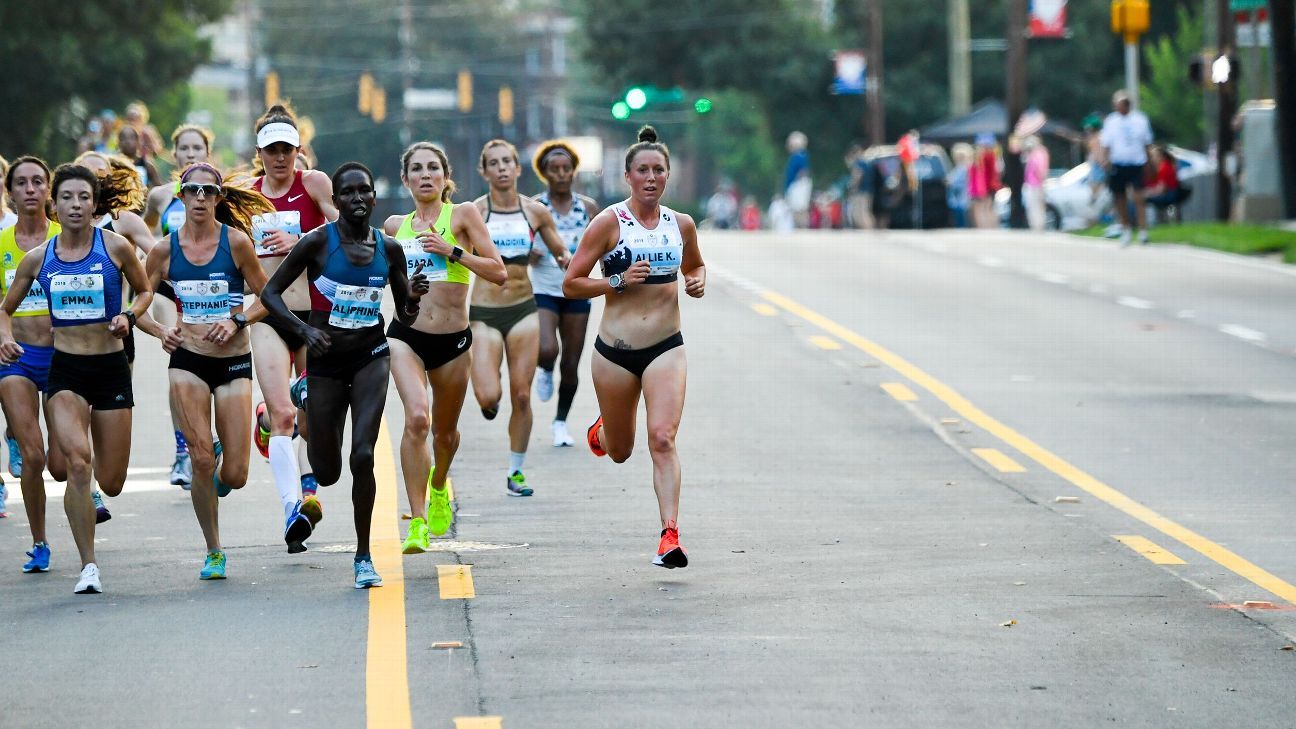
(1005, 0), (1028, 228)
(949, 0), (972, 116)
(1216, 0), (1235, 221)
(867, 0), (886, 146)
(1272, 0), (1296, 217)
(398, 0), (415, 148)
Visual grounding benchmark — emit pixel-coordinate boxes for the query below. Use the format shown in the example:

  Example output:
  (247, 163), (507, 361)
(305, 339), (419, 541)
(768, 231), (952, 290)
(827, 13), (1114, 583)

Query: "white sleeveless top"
(600, 201), (683, 285)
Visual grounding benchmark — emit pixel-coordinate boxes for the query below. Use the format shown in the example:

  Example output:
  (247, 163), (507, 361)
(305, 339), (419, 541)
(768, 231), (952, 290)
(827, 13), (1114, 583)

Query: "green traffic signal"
(611, 101), (631, 120)
(625, 87), (648, 110)
(694, 97), (713, 114)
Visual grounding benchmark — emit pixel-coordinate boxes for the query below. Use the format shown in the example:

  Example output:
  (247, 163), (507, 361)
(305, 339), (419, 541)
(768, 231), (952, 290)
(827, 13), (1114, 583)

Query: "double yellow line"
(760, 289), (1296, 605)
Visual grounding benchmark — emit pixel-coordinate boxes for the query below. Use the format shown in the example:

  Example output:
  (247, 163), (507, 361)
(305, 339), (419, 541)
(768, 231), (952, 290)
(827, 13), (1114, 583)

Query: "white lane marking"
(6, 479), (177, 505)
(1038, 272), (1070, 284)
(1219, 324), (1267, 343)
(1177, 310), (1197, 319)
(1166, 245), (1296, 279)
(978, 256), (1004, 268)
(1117, 296), (1154, 310)
(1089, 283), (1109, 294)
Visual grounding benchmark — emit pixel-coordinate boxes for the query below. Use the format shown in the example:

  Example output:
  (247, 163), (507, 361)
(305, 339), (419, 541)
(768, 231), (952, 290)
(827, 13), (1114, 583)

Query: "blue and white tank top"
(308, 223), (389, 330)
(167, 225), (244, 325)
(37, 228), (122, 327)
(161, 195), (186, 236)
(485, 201), (534, 266)
(601, 201), (683, 284)
(532, 192), (589, 297)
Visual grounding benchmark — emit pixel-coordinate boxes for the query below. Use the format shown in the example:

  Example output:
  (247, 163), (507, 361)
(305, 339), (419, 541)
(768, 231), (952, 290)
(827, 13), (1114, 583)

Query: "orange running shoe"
(653, 522), (688, 569)
(586, 416), (606, 457)
(254, 402), (271, 460)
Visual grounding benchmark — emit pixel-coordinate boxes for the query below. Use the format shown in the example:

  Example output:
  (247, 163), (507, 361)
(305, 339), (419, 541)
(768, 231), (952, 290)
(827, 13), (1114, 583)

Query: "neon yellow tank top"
(394, 203), (470, 285)
(0, 220), (60, 317)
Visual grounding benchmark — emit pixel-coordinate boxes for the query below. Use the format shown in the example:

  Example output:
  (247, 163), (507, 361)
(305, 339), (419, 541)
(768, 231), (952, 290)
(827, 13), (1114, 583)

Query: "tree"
(1141, 6), (1205, 148)
(0, 1), (233, 161)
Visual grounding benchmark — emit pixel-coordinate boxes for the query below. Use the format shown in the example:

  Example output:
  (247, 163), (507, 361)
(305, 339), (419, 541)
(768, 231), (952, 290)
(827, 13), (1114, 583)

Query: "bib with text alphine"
(398, 238), (449, 283)
(328, 285), (383, 329)
(251, 210), (302, 256)
(175, 279), (231, 324)
(49, 274), (105, 321)
(5, 269), (47, 315)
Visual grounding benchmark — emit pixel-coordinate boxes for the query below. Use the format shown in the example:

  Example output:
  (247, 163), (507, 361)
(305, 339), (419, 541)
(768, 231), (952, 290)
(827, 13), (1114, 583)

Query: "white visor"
(257, 122), (301, 149)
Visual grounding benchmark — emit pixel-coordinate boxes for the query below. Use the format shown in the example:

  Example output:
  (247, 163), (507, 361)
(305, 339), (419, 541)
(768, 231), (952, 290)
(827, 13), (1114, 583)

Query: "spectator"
(768, 194), (795, 232)
(1082, 113), (1106, 205)
(0, 155), (13, 231)
(1145, 144), (1186, 224)
(784, 131), (811, 228)
(117, 125), (160, 189)
(1100, 89), (1153, 246)
(846, 144), (874, 229)
(1022, 135), (1050, 231)
(968, 133), (1001, 228)
(124, 101), (165, 160)
(946, 143), (972, 228)
(705, 179), (739, 229)
(739, 196), (762, 231)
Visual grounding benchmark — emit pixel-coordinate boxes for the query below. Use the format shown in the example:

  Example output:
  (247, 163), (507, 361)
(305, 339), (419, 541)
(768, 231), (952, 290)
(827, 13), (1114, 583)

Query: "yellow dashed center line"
(454, 717), (504, 729)
(1115, 535), (1187, 565)
(809, 335), (842, 350)
(880, 382), (918, 401)
(367, 418), (413, 729)
(751, 302), (779, 316)
(971, 447), (1027, 473)
(761, 288), (1296, 605)
(438, 564), (477, 599)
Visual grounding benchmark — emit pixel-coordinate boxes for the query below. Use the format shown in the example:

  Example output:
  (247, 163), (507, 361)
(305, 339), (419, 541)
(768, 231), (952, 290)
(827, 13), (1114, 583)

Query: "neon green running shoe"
(200, 550), (227, 580)
(427, 481), (454, 536)
(402, 517), (429, 554)
(506, 470), (532, 497)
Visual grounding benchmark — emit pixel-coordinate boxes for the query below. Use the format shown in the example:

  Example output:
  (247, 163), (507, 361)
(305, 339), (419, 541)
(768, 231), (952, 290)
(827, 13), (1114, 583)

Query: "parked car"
(995, 146), (1215, 230)
(863, 144), (952, 229)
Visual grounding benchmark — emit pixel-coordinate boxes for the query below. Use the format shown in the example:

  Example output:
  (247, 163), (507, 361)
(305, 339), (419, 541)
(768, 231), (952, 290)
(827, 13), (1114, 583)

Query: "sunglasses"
(179, 182), (222, 197)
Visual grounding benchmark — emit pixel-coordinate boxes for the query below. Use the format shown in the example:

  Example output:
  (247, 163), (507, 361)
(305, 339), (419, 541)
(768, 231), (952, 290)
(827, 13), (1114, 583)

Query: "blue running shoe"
(284, 500), (313, 553)
(92, 490), (111, 523)
(300, 473), (319, 498)
(23, 542), (50, 573)
(290, 371), (309, 409)
(0, 480), (8, 517)
(7, 434), (21, 478)
(200, 550), (227, 580)
(354, 558), (382, 589)
(213, 441), (230, 497)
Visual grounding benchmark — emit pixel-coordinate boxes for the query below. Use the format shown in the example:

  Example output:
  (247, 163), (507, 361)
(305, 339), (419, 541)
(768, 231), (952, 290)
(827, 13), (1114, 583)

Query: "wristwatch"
(124, 311), (137, 329)
(608, 273), (626, 293)
(232, 313), (248, 330)
(450, 246), (464, 263)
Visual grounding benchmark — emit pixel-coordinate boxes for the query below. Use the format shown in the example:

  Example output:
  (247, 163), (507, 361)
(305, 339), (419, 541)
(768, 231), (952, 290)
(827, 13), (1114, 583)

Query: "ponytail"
(74, 152), (145, 216)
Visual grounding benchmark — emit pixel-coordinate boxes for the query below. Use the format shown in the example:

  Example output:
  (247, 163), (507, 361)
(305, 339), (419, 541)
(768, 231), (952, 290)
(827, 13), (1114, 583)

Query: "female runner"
(0, 157), (68, 572)
(260, 162), (422, 588)
(0, 163), (152, 593)
(250, 104), (338, 544)
(563, 126), (705, 569)
(530, 141), (601, 447)
(141, 124), (217, 488)
(139, 163), (274, 579)
(384, 142), (505, 552)
(470, 140), (569, 496)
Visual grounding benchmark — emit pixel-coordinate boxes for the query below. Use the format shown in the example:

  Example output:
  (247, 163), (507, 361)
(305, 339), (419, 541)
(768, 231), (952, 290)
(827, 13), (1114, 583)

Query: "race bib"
(490, 217), (532, 260)
(49, 273), (105, 321)
(5, 269), (47, 314)
(328, 285), (383, 329)
(628, 232), (683, 277)
(252, 210), (301, 256)
(398, 238), (448, 283)
(174, 279), (231, 324)
(165, 209), (186, 234)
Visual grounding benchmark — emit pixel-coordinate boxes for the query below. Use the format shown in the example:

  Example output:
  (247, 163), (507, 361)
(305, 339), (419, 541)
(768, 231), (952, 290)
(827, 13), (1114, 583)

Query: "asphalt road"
(2, 228), (1293, 728)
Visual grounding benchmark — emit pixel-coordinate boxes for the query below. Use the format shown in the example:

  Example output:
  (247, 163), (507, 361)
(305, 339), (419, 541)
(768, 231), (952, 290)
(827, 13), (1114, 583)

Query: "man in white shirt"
(1100, 89), (1154, 245)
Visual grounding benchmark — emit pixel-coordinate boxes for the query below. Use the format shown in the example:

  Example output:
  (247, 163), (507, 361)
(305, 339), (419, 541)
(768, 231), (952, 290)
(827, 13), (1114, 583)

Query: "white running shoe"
(552, 420), (575, 447)
(1136, 229), (1149, 245)
(1118, 229), (1133, 247)
(536, 368), (554, 402)
(170, 452), (193, 489)
(75, 563), (102, 594)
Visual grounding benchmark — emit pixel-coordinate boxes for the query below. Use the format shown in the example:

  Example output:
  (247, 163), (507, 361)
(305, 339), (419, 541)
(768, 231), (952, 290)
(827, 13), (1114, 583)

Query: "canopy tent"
(920, 99), (1081, 144)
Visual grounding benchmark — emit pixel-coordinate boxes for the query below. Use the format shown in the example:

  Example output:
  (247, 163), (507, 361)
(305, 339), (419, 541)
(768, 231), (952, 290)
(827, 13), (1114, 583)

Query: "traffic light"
(625, 87), (648, 111)
(372, 88), (387, 124)
(264, 71), (280, 109)
(611, 101), (631, 120)
(1110, 0), (1149, 43)
(457, 69), (473, 113)
(358, 72), (374, 115)
(498, 86), (514, 125)
(694, 97), (713, 114)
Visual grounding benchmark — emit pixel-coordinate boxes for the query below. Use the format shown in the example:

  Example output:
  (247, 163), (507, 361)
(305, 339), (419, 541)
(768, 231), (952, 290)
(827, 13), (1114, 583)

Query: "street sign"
(403, 88), (457, 111)
(1028, 0), (1068, 38)
(1230, 0), (1267, 10)
(831, 50), (867, 95)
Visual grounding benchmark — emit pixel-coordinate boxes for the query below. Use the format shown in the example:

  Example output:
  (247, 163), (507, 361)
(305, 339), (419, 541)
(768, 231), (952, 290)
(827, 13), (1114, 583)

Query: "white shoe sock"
(509, 451), (526, 474)
(270, 436), (300, 519)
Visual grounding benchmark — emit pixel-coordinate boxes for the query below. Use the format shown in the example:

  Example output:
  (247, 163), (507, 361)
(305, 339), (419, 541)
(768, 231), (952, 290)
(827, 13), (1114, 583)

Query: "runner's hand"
(417, 230), (452, 257)
(162, 326), (184, 354)
(301, 326), (331, 357)
(261, 229), (299, 255)
(108, 314), (131, 339)
(205, 320), (238, 346)
(684, 269), (706, 298)
(410, 263), (429, 297)
(622, 260), (651, 287)
(0, 339), (24, 365)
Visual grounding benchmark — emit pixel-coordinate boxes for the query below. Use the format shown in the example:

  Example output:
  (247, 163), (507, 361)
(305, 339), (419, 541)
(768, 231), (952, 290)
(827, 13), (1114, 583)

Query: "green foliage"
(687, 91), (782, 200)
(1141, 6), (1205, 148)
(0, 1), (232, 161)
